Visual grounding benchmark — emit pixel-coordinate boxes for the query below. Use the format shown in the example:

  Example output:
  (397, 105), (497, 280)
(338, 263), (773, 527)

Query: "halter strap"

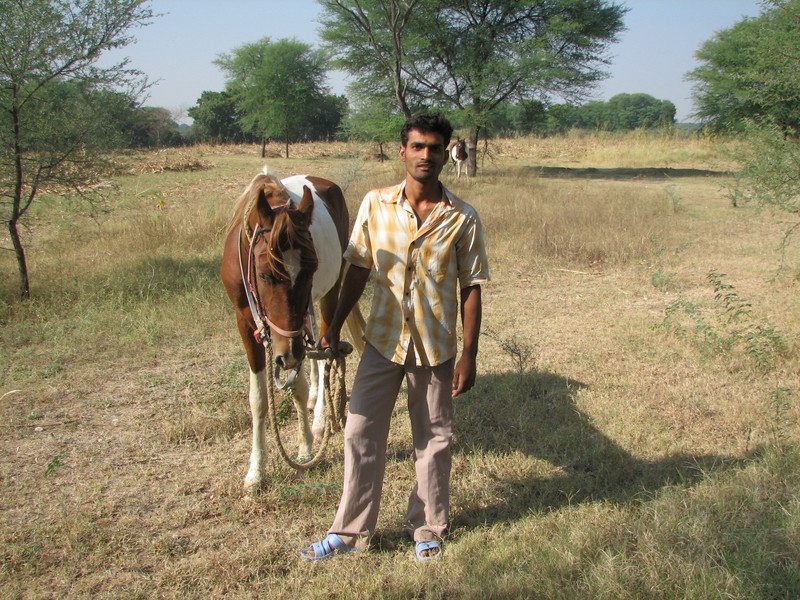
(238, 224), (312, 345)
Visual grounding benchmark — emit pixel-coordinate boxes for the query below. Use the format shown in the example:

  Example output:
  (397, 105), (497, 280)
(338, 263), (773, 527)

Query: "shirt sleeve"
(343, 192), (374, 270)
(457, 211), (490, 289)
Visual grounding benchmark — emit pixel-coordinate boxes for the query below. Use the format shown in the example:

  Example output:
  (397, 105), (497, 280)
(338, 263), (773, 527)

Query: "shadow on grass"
(450, 369), (757, 528)
(97, 255), (222, 301)
(521, 165), (732, 180)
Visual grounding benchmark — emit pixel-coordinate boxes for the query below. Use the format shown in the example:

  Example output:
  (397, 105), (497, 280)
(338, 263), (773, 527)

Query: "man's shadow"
(450, 369), (758, 527)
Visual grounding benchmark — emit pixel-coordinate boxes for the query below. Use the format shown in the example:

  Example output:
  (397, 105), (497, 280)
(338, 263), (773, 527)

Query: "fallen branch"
(0, 419), (80, 429)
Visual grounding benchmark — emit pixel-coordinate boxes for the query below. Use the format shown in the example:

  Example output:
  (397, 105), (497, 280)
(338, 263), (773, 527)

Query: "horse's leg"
(308, 354), (318, 411)
(235, 311), (270, 491)
(292, 369), (315, 460)
(245, 367), (269, 490)
(309, 286), (339, 440)
(310, 358), (326, 439)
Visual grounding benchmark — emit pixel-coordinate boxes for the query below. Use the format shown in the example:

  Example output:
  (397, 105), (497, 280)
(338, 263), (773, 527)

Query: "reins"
(238, 220), (351, 470)
(264, 341), (352, 471)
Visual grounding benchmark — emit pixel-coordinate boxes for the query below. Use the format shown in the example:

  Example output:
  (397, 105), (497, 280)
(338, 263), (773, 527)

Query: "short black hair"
(401, 112), (454, 148)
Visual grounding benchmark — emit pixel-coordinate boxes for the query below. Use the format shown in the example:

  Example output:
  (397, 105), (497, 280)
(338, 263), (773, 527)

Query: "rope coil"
(265, 342), (352, 470)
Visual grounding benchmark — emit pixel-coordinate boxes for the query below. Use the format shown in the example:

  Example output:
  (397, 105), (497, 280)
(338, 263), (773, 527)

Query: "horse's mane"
(228, 171), (317, 276)
(262, 206), (318, 276)
(227, 171), (291, 238)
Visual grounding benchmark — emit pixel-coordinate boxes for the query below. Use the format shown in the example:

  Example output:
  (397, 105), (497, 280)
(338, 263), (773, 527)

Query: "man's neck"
(403, 177), (443, 226)
(404, 176), (442, 205)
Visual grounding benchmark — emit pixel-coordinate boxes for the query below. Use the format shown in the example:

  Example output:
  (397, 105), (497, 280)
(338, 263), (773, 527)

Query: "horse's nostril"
(275, 355), (286, 369)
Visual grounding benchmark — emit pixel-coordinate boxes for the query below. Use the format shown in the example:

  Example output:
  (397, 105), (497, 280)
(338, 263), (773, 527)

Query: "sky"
(109, 0), (765, 124)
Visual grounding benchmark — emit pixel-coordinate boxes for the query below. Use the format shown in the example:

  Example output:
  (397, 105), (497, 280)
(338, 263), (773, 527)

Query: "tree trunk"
(394, 73), (411, 120)
(10, 104), (30, 298)
(285, 140), (290, 159)
(468, 126), (481, 177)
(8, 217), (30, 299)
(261, 139), (267, 158)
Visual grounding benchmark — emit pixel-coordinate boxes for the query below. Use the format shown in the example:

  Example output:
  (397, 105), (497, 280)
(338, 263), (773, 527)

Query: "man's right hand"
(318, 328), (341, 356)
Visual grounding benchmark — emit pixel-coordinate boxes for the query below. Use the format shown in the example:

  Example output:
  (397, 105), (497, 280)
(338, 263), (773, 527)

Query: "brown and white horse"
(221, 170), (364, 490)
(450, 137), (469, 179)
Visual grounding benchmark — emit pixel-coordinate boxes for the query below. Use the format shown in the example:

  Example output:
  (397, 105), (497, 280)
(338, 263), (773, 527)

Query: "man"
(300, 113), (489, 562)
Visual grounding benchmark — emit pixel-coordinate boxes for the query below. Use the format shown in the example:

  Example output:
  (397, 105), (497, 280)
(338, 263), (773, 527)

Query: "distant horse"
(221, 170), (365, 489)
(450, 137), (469, 179)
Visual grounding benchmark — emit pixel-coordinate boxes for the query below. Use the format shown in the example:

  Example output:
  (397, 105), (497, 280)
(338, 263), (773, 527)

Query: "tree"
(341, 93), (406, 160)
(299, 93), (349, 142)
(320, 0), (626, 175)
(603, 94), (675, 130)
(187, 90), (251, 144)
(510, 100), (549, 135)
(1, 0), (153, 298)
(319, 0), (421, 120)
(215, 38), (331, 158)
(688, 0), (800, 135)
(705, 0), (800, 265)
(128, 107), (181, 147)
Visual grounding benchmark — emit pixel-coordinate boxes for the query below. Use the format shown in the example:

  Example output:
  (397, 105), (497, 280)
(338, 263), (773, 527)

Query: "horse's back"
(281, 175), (348, 301)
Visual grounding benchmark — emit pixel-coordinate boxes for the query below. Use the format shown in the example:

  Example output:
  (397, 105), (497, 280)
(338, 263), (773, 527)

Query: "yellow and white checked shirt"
(344, 181), (490, 366)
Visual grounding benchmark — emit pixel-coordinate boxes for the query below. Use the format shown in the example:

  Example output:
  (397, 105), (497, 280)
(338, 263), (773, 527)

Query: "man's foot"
(415, 540), (442, 562)
(300, 533), (357, 561)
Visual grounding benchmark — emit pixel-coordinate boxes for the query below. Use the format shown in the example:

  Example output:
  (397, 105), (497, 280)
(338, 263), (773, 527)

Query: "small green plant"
(645, 242), (691, 291)
(650, 267), (674, 289)
(662, 270), (790, 371)
(768, 387), (795, 449)
(44, 455), (68, 477)
(483, 328), (538, 374)
(664, 183), (683, 213)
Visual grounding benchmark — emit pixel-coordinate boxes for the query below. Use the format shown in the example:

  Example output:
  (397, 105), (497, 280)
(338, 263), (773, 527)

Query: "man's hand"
(451, 353), (476, 398)
(452, 285), (481, 398)
(318, 327), (341, 356)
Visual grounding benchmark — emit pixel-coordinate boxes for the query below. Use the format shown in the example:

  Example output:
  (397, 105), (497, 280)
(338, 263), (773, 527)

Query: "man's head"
(400, 112), (453, 148)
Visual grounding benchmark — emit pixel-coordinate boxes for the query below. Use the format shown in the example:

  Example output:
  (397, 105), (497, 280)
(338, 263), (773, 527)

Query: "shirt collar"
(385, 180), (456, 208)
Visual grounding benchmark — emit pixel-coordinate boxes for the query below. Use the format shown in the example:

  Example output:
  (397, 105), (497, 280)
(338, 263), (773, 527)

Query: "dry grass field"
(1, 133), (798, 599)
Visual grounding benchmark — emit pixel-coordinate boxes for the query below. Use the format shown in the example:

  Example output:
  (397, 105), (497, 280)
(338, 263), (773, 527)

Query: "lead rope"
(265, 342), (353, 471)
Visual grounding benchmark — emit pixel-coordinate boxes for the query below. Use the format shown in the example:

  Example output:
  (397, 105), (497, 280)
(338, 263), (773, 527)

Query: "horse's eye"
(259, 272), (283, 284)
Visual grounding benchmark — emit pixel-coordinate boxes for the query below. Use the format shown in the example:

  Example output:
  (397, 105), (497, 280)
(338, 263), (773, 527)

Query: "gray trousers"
(329, 342), (455, 546)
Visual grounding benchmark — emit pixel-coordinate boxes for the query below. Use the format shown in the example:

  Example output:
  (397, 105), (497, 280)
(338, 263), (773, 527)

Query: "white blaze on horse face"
(282, 248), (302, 287)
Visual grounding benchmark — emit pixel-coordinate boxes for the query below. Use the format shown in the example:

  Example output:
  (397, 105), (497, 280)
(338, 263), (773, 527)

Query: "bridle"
(238, 223), (316, 387)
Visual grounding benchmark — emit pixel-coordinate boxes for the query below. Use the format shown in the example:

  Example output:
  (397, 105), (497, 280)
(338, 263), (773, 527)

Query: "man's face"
(400, 129), (448, 183)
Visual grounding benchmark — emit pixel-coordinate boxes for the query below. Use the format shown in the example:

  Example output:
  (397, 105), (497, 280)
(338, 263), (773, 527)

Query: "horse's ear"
(255, 187), (275, 221)
(298, 186), (315, 222)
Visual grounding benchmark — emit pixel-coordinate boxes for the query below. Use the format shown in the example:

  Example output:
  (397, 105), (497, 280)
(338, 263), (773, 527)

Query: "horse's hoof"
(297, 454), (313, 464)
(243, 476), (262, 494)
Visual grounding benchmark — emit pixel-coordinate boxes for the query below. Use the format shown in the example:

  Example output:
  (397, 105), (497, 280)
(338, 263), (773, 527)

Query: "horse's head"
(246, 179), (318, 373)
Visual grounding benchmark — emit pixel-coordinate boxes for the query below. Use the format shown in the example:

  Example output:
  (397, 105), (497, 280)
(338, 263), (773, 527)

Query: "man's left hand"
(452, 354), (476, 398)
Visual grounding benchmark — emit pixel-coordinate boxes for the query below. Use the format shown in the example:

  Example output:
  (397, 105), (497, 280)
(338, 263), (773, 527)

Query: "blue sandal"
(415, 540), (443, 562)
(300, 533), (357, 561)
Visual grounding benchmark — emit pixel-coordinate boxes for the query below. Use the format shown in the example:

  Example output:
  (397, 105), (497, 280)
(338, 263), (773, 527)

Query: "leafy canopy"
(319, 0), (626, 174)
(1, 0), (154, 298)
(214, 38), (331, 150)
(688, 0), (800, 134)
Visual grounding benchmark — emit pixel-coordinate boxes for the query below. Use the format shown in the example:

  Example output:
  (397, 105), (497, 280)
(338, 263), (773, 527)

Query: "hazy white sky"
(114, 0), (764, 123)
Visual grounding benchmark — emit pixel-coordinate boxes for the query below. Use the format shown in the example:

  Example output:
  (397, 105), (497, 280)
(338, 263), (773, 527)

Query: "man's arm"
(319, 263), (371, 351)
(452, 284), (482, 398)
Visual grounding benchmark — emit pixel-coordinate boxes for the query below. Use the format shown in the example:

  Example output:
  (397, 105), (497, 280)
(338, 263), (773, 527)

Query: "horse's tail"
(344, 304), (366, 355)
